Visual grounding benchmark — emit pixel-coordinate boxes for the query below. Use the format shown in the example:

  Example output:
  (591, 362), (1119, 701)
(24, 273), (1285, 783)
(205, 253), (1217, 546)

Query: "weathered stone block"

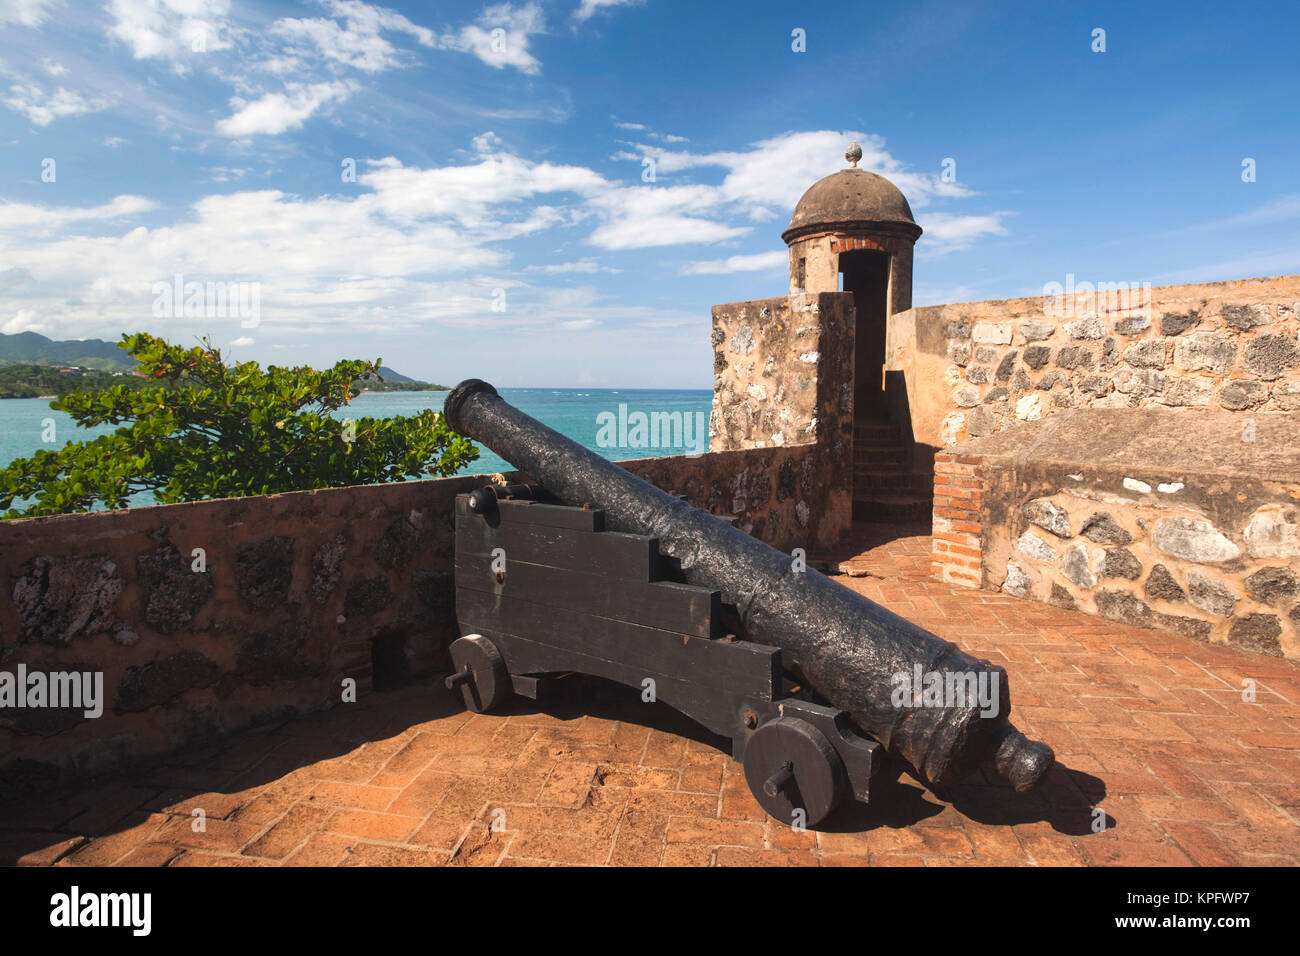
(1019, 319), (1056, 341)
(1219, 379), (1268, 410)
(1023, 344), (1051, 369)
(344, 576), (393, 617)
(1114, 315), (1151, 335)
(1018, 532), (1058, 563)
(1023, 498), (1071, 537)
(1081, 512), (1132, 545)
(10, 555), (123, 647)
(1144, 564), (1185, 602)
(375, 517), (421, 570)
(945, 321), (971, 340)
(1245, 566), (1300, 605)
(1243, 334), (1299, 380)
(1154, 613), (1212, 641)
(966, 365), (991, 384)
(1100, 337), (1120, 369)
(1077, 374), (1112, 395)
(311, 532), (349, 603)
(1153, 517), (1240, 563)
(1228, 614), (1283, 656)
(116, 651), (221, 713)
(1174, 332), (1235, 373)
(1273, 381), (1300, 410)
(1036, 371), (1067, 391)
(1065, 316), (1105, 340)
(984, 386), (1009, 403)
(1015, 393), (1042, 420)
(136, 540), (214, 634)
(994, 351), (1018, 383)
(974, 346), (998, 364)
(1048, 583), (1076, 609)
(1102, 547), (1143, 580)
(1002, 561), (1030, 596)
(1123, 339), (1168, 369)
(967, 405), (996, 437)
(1055, 346), (1094, 370)
(1062, 545), (1095, 588)
(953, 385), (981, 407)
(1187, 570), (1239, 617)
(972, 321), (1012, 344)
(236, 536), (295, 611)
(1159, 310), (1201, 336)
(1221, 304), (1270, 330)
(1096, 589), (1152, 626)
(1113, 367), (1166, 397)
(948, 341), (972, 366)
(1243, 504), (1300, 558)
(1163, 378), (1212, 407)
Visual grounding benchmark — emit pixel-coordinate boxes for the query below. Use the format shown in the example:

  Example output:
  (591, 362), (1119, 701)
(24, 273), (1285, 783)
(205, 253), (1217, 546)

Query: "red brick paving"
(2, 523), (1297, 866)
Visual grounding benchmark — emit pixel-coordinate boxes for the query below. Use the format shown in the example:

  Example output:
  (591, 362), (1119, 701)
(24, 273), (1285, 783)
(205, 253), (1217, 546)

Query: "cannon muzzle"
(444, 379), (1053, 793)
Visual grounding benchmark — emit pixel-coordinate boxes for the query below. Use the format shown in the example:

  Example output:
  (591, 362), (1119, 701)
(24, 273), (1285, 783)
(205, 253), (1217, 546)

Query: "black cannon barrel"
(444, 380), (1053, 792)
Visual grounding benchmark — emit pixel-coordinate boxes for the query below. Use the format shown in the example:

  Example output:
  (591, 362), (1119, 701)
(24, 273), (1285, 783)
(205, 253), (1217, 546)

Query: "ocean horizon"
(0, 387), (714, 511)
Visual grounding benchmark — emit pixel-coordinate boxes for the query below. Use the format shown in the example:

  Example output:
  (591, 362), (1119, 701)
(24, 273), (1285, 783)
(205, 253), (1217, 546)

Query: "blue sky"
(0, 0), (1297, 388)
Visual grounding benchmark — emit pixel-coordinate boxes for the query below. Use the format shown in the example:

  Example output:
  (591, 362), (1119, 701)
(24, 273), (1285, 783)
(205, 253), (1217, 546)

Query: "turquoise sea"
(0, 388), (713, 510)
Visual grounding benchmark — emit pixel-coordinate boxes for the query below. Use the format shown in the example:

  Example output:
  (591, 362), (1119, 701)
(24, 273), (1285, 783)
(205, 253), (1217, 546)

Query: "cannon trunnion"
(451, 488), (881, 826)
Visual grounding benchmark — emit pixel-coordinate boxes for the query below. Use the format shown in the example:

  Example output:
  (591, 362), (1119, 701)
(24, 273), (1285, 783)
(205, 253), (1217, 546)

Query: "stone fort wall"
(888, 274), (1300, 454)
(0, 443), (840, 798)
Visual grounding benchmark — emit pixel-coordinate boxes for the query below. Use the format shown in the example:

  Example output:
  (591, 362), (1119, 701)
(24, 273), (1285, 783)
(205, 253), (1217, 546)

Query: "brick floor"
(3, 522), (1298, 867)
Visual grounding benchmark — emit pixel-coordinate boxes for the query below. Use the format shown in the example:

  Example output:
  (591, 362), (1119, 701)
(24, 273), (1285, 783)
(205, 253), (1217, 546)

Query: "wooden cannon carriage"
(447, 483), (883, 827)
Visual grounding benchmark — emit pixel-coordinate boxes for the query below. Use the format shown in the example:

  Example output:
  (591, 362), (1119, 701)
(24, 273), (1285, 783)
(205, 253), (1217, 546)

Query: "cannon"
(442, 380), (1054, 826)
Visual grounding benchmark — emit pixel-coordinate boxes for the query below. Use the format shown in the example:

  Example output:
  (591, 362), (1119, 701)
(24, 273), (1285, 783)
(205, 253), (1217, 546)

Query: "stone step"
(853, 446), (909, 464)
(854, 470), (934, 492)
(852, 494), (934, 524)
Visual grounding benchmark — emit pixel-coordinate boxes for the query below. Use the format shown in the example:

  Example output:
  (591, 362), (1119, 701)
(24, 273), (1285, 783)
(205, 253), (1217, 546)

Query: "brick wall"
(930, 452), (984, 587)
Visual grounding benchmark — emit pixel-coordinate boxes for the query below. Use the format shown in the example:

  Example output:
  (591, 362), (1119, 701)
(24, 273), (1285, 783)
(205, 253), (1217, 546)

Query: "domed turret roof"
(782, 144), (921, 243)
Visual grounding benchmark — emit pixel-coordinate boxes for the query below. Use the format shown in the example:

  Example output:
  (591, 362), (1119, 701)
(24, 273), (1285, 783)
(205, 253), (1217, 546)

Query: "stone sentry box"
(933, 408), (1300, 659)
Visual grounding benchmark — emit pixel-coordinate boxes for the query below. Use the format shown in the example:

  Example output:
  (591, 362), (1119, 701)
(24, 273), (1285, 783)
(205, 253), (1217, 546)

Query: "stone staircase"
(852, 421), (933, 523)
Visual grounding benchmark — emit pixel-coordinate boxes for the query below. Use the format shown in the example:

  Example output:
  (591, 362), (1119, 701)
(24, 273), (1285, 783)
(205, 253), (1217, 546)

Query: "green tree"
(0, 333), (478, 518)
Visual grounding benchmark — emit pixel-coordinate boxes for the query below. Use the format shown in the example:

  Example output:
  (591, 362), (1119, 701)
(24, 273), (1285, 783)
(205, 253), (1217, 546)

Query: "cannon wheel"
(743, 716), (847, 828)
(444, 634), (509, 713)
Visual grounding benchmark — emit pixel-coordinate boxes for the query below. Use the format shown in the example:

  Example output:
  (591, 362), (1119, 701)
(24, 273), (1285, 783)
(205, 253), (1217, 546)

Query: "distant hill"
(0, 332), (134, 371)
(360, 366), (449, 391)
(0, 333), (446, 389)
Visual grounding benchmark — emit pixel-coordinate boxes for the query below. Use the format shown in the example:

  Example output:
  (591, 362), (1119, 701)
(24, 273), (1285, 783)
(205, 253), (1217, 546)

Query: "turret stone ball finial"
(845, 142), (862, 168)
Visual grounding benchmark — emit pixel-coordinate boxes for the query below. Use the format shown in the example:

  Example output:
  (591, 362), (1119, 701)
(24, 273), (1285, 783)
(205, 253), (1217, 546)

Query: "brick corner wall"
(930, 451), (985, 588)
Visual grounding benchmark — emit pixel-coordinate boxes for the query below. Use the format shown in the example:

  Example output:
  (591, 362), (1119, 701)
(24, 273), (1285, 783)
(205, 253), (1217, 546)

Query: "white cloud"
(39, 57), (68, 76)
(104, 136), (125, 148)
(229, 335), (254, 346)
(2, 308), (47, 334)
(0, 0), (61, 27)
(525, 258), (621, 274)
(217, 80), (355, 137)
(574, 0), (643, 24)
(916, 211), (1011, 256)
(2, 83), (111, 126)
(680, 250), (787, 275)
(106, 0), (233, 72)
(439, 2), (545, 74)
(0, 195), (156, 231)
(271, 0), (435, 73)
